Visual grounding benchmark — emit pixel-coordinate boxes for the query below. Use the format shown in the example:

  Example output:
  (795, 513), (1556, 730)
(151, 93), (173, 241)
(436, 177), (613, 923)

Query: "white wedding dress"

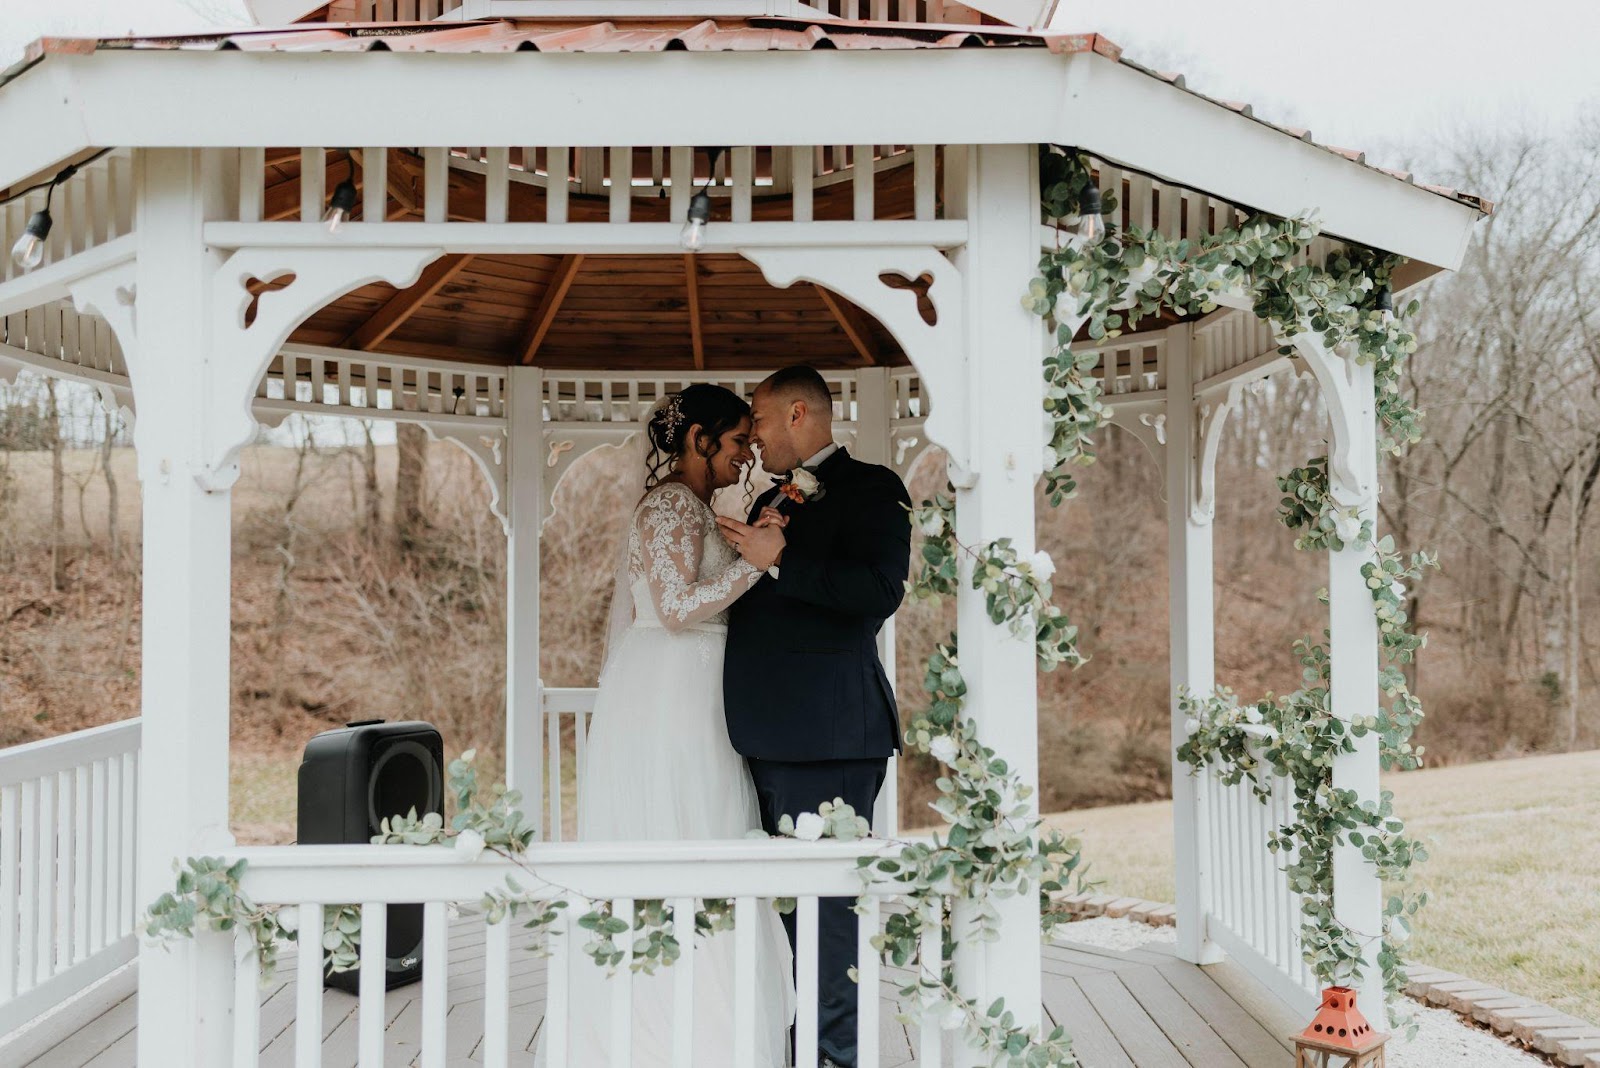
(537, 480), (796, 1067)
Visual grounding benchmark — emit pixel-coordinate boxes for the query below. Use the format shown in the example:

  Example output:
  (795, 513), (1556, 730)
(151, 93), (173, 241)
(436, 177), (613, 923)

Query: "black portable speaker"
(297, 719), (445, 993)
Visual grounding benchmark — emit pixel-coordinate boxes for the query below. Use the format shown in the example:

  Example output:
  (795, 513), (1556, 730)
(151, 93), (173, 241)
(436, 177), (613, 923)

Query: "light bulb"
(322, 179), (359, 234)
(680, 217), (707, 252)
(680, 188), (713, 252)
(1374, 285), (1395, 323)
(11, 210), (52, 271)
(1075, 185), (1106, 247)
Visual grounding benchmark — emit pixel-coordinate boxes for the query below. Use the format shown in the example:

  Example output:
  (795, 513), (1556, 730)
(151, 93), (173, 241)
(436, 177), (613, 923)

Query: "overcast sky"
(4, 0), (1597, 184)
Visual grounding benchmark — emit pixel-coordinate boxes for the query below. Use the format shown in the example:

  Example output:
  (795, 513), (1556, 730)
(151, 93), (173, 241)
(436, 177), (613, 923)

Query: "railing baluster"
(609, 146), (632, 223)
(917, 897), (943, 1067)
(17, 780), (37, 992)
(483, 915), (511, 1068)
(294, 902), (324, 1068)
(420, 901), (448, 1068)
(89, 757), (108, 952)
(0, 782), (18, 1000)
(233, 926), (262, 1066)
(300, 147), (325, 224)
(731, 146), (754, 223)
(361, 147), (387, 223)
(792, 146), (814, 223)
(856, 896), (881, 1068)
(612, 896), (635, 1068)
(796, 896), (820, 1068)
(548, 146), (571, 224)
(671, 896), (696, 1068)
(853, 144), (875, 220)
(733, 896), (756, 1067)
(121, 751), (137, 934)
(72, 766), (89, 962)
(423, 146), (447, 223)
(547, 710), (562, 842)
(358, 901), (387, 1067)
(546, 906), (572, 1068)
(36, 772), (55, 984)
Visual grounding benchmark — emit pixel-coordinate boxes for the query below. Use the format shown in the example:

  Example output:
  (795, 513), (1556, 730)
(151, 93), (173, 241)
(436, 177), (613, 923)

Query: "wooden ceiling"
(280, 149), (924, 370)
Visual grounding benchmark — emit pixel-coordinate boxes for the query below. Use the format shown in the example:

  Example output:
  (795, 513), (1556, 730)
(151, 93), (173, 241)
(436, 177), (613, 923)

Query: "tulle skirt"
(537, 621), (795, 1068)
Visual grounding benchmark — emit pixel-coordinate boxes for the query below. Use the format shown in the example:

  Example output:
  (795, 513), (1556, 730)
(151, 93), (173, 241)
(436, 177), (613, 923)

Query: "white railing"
(230, 841), (946, 1068)
(540, 687), (595, 843)
(0, 719), (141, 1036)
(1199, 735), (1320, 1016)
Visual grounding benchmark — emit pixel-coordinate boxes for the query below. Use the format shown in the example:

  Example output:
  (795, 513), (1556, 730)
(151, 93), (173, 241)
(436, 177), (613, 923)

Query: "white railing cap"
(0, 718), (141, 787)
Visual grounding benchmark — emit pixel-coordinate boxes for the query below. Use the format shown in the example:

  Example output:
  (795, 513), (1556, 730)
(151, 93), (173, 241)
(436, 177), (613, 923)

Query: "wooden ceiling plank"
(812, 284), (878, 366)
(342, 254), (475, 352)
(685, 254), (706, 371)
(518, 254), (586, 365)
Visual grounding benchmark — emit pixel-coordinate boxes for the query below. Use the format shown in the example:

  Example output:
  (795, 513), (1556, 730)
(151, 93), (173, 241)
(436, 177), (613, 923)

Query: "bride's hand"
(752, 506), (788, 529)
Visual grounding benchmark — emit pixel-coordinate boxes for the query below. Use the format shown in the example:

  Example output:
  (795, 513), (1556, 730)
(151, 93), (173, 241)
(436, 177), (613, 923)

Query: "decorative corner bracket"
(1287, 332), (1375, 508)
(1104, 402), (1169, 503)
(1191, 381), (1244, 525)
(421, 421), (509, 534)
(740, 246), (968, 479)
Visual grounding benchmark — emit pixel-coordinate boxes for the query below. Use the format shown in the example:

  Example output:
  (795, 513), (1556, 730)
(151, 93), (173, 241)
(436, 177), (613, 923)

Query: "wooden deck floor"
(25, 916), (1293, 1068)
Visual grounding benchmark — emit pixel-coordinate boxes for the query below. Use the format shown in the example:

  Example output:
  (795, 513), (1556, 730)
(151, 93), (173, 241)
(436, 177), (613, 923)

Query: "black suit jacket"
(723, 447), (911, 762)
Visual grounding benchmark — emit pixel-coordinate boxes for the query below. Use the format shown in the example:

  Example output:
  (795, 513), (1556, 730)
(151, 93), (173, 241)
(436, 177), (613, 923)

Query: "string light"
(9, 162), (79, 272)
(1075, 184), (1107, 247)
(1374, 284), (1395, 322)
(679, 147), (725, 253)
(322, 150), (359, 234)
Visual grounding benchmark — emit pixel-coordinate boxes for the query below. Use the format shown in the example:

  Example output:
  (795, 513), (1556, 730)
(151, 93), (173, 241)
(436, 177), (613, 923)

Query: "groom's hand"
(717, 516), (786, 570)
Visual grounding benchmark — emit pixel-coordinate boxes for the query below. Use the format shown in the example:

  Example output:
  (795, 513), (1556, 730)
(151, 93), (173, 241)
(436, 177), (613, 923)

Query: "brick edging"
(1053, 893), (1600, 1067)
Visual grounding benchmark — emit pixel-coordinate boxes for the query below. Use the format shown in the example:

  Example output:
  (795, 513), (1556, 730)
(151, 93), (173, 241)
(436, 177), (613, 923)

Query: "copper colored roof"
(5, 17), (1491, 216)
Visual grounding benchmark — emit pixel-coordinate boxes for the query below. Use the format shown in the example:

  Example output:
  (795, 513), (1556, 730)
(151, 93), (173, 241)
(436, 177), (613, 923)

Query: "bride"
(539, 384), (795, 1067)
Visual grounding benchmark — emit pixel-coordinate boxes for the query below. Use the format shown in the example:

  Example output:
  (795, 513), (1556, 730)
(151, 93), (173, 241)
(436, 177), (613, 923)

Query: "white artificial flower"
(276, 910), (298, 935)
(790, 468), (820, 497)
(1389, 923), (1410, 945)
(454, 828), (487, 861)
(940, 1003), (967, 1030)
(1042, 445), (1060, 470)
(1244, 705), (1264, 725)
(928, 735), (960, 765)
(1184, 717), (1200, 735)
(1333, 512), (1362, 542)
(1391, 581), (1407, 600)
(920, 512), (946, 538)
(793, 812), (826, 841)
(1028, 550), (1056, 583)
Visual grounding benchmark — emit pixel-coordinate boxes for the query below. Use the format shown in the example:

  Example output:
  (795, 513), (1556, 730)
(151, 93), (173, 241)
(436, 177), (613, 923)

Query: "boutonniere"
(778, 467), (825, 505)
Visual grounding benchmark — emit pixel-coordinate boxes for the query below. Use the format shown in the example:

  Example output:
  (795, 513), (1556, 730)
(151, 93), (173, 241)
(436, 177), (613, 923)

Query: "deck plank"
(1040, 975), (1136, 1068)
(1155, 963), (1292, 1067)
(25, 994), (137, 1068)
(1117, 965), (1248, 1067)
(1075, 971), (1191, 1068)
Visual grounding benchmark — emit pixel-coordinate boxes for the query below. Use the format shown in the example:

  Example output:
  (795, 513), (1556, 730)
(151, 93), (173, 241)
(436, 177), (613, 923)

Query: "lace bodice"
(627, 482), (761, 631)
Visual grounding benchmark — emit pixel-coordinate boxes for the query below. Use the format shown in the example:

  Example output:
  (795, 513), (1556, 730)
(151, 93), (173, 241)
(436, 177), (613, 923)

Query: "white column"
(853, 366), (899, 836)
(505, 366), (545, 833)
(948, 144), (1044, 1043)
(132, 148), (236, 1068)
(1327, 359), (1387, 1026)
(1164, 326), (1225, 965)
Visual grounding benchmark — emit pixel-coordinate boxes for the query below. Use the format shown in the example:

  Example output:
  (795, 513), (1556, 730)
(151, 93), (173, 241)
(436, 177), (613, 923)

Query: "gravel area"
(1389, 1004), (1550, 1068)
(1056, 917), (1549, 1068)
(1055, 914), (1178, 952)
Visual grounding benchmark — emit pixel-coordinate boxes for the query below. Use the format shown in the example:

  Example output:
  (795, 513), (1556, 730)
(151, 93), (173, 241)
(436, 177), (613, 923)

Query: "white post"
(1165, 325), (1225, 965)
(132, 147), (236, 1067)
(948, 143), (1043, 1046)
(1327, 359), (1387, 1026)
(505, 366), (545, 832)
(853, 366), (899, 836)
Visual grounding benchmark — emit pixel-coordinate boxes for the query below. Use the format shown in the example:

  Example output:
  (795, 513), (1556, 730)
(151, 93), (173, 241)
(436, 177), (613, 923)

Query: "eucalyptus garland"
(1028, 147), (1438, 1024)
(144, 146), (1440, 1062)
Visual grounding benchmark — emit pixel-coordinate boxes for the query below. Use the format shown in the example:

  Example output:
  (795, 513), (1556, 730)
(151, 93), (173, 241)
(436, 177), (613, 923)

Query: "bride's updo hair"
(644, 383), (751, 489)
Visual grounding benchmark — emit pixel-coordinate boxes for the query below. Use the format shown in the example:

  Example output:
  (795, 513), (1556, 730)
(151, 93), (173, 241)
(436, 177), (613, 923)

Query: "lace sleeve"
(635, 484), (762, 631)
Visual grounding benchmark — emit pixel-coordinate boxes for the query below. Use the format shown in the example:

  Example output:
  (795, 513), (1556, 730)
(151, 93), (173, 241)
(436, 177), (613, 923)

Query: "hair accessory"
(657, 392), (686, 447)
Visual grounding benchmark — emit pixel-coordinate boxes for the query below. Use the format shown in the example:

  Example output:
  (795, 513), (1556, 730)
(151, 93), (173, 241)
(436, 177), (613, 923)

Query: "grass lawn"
(1043, 749), (1600, 1024)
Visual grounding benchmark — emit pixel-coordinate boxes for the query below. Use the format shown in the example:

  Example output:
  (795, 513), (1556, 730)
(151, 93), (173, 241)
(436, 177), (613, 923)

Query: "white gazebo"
(0, 2), (1487, 1066)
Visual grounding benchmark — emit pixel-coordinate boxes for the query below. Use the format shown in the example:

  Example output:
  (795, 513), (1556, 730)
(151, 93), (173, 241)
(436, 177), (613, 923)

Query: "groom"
(717, 365), (911, 1068)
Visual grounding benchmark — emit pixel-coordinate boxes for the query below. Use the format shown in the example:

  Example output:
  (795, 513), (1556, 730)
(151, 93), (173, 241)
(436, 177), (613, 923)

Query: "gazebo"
(0, 2), (1488, 1066)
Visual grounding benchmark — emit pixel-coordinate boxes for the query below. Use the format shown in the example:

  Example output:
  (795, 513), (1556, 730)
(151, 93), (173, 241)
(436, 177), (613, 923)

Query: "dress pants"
(746, 757), (887, 1068)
